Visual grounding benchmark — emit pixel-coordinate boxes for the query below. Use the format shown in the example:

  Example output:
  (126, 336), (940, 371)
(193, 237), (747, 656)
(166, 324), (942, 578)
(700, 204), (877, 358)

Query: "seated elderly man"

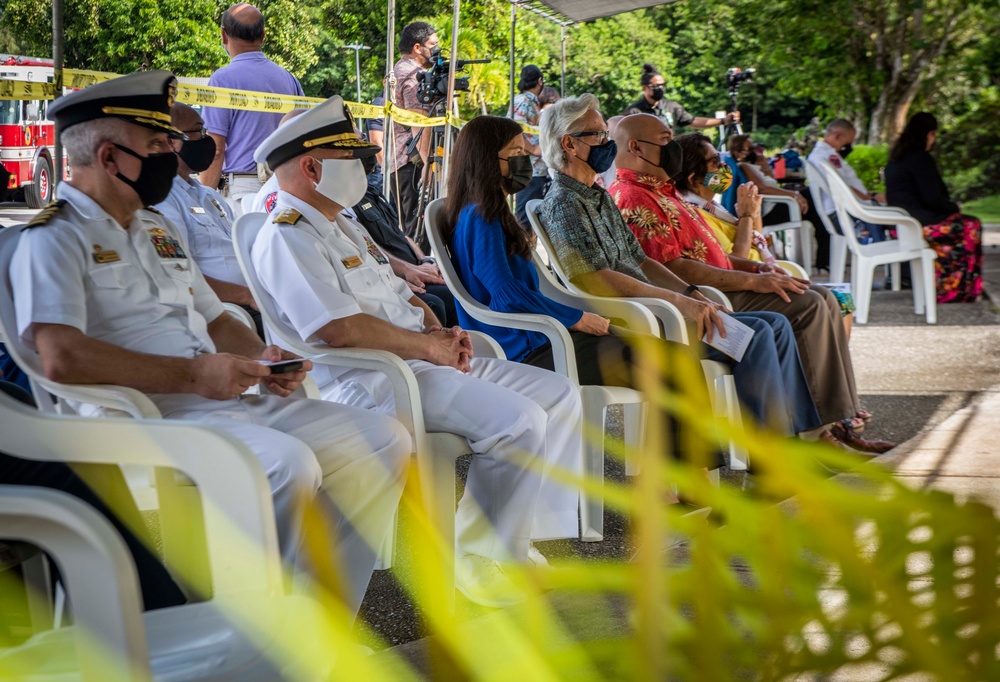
(610, 115), (893, 454)
(249, 97), (583, 608)
(537, 94), (821, 441)
(156, 102), (263, 336)
(11, 71), (410, 620)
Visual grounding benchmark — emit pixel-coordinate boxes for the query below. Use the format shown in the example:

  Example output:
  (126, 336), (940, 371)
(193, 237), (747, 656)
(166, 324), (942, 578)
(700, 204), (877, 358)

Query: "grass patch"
(965, 195), (1000, 224)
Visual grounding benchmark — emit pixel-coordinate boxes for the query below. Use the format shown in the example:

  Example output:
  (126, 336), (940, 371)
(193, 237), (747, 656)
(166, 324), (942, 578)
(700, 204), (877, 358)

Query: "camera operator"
(511, 65), (549, 228)
(622, 63), (739, 130)
(390, 21), (440, 238)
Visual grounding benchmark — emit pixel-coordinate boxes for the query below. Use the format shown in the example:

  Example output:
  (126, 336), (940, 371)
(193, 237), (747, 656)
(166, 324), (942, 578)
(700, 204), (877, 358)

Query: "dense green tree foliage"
(2, 0), (996, 197)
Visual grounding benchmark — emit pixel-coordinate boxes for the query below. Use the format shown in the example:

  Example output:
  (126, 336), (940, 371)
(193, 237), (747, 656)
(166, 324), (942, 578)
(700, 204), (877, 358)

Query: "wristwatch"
(683, 284), (700, 297)
(419, 257), (436, 265)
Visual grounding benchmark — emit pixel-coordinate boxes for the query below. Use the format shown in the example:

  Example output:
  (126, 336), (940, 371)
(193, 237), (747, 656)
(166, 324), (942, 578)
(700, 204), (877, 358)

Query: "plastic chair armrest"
(625, 297), (689, 344)
(468, 330), (507, 362)
(35, 381), (162, 419)
(698, 285), (733, 310)
(775, 260), (810, 280)
(0, 393), (283, 595)
(0, 486), (149, 678)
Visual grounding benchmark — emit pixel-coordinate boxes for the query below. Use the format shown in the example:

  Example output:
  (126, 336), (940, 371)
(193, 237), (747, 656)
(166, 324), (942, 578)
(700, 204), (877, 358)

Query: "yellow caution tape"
(0, 67), (541, 133)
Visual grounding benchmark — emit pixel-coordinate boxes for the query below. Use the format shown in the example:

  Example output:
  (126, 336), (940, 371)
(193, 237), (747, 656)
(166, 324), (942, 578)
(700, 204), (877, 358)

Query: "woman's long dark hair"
(673, 133), (713, 194)
(890, 111), (938, 162)
(442, 115), (536, 259)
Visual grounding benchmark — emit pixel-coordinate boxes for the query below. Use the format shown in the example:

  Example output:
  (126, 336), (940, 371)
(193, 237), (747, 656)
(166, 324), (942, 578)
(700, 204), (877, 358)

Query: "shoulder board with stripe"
(143, 206), (164, 216)
(23, 200), (67, 230)
(274, 209), (302, 225)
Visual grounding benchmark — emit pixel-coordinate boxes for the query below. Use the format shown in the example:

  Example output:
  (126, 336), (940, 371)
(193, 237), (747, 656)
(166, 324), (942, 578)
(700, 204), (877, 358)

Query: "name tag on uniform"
(189, 206), (207, 215)
(341, 256), (363, 269)
(91, 244), (121, 264)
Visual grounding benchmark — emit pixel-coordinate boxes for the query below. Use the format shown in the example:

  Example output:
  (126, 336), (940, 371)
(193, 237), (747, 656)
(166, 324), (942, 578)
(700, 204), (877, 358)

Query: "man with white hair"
(10, 71), (410, 620)
(807, 118), (889, 249)
(250, 96), (584, 608)
(537, 93), (823, 438)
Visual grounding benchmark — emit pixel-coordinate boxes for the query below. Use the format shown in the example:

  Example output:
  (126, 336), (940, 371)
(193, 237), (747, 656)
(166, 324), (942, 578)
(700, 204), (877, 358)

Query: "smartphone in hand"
(259, 358), (304, 374)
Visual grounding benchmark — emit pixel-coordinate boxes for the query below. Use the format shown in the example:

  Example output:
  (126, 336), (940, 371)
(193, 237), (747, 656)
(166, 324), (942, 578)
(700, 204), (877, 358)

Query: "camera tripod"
(720, 88), (744, 148)
(407, 97), (450, 253)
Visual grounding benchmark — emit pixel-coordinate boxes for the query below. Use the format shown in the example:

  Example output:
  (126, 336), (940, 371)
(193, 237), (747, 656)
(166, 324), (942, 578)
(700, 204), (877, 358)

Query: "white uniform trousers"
(161, 394), (410, 616)
(315, 357), (583, 561)
(223, 175), (264, 218)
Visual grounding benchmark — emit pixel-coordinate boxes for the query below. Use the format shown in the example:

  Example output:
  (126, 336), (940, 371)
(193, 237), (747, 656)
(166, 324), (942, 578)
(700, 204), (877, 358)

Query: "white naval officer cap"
(253, 95), (380, 171)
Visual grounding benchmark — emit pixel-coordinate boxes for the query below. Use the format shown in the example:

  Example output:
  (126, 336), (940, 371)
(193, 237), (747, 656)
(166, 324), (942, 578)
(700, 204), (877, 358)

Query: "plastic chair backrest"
(424, 200), (497, 323)
(231, 212), (316, 354)
(0, 226), (50, 386)
(816, 160), (869, 252)
(525, 199), (579, 292)
(804, 160), (842, 239)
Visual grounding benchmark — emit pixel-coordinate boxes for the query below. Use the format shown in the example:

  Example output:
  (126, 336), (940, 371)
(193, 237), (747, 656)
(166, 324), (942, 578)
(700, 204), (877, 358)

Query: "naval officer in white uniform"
(248, 96), (584, 608)
(10, 71), (410, 620)
(156, 102), (263, 335)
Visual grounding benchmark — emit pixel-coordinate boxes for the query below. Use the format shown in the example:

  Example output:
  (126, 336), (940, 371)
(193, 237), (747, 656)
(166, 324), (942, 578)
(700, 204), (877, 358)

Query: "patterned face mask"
(702, 164), (733, 194)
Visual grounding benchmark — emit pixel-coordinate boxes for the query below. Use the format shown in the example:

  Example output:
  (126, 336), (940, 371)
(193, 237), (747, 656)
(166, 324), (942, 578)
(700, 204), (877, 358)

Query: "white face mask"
(314, 158), (367, 209)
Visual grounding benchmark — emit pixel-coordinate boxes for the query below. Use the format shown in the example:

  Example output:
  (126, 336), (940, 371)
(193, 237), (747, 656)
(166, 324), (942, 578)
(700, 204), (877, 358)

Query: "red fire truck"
(0, 55), (68, 208)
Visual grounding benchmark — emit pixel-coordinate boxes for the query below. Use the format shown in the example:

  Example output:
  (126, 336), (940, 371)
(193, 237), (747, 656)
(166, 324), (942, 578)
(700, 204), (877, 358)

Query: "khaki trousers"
(728, 283), (858, 425)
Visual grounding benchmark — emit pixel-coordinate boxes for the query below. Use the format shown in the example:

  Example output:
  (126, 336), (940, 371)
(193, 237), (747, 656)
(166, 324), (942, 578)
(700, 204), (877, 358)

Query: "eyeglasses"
(182, 126), (206, 139)
(569, 130), (610, 145)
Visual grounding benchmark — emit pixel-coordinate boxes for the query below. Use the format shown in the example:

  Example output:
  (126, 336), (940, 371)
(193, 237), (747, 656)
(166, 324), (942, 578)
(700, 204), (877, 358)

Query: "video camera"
(416, 56), (491, 108)
(725, 67), (755, 92)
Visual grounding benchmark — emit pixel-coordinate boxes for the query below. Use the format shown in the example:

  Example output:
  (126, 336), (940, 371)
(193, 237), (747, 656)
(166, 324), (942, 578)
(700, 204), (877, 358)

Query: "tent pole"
(52, 0), (64, 192)
(560, 24), (566, 97)
(382, 0), (396, 199)
(441, 0), (461, 197)
(509, 2), (516, 118)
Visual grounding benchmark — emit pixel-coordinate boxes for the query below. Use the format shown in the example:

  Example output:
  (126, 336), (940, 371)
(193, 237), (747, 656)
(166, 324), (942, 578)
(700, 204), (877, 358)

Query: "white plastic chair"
(804, 160), (850, 283)
(232, 212), (504, 603)
(0, 391), (335, 681)
(818, 160), (936, 325)
(0, 225), (325, 589)
(426, 198), (655, 541)
(525, 200), (749, 471)
(760, 194), (813, 274)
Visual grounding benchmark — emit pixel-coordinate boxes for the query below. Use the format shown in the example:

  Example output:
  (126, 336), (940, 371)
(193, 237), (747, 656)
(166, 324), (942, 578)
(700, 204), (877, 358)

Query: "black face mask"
(114, 144), (178, 206)
(500, 154), (533, 194)
(361, 155), (378, 176)
(427, 44), (441, 63)
(649, 86), (665, 102)
(637, 139), (683, 179)
(744, 150), (758, 164)
(839, 143), (853, 159)
(178, 136), (216, 173)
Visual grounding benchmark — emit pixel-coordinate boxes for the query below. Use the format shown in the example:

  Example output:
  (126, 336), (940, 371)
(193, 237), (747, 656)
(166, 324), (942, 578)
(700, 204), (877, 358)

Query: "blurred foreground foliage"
(2, 332), (998, 680)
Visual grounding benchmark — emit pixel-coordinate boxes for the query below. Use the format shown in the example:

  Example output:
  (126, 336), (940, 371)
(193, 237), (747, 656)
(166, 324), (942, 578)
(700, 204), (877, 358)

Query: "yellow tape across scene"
(0, 67), (540, 133)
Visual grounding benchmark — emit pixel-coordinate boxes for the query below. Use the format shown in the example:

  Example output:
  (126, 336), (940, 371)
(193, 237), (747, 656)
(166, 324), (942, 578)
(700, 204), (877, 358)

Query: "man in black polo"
(352, 156), (457, 326)
(622, 62), (739, 131)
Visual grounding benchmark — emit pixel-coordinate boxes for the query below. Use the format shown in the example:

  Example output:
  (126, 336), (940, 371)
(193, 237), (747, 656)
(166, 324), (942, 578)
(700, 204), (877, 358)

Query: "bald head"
(170, 102), (201, 131)
(222, 3), (265, 53)
(279, 108), (306, 126)
(613, 113), (673, 177)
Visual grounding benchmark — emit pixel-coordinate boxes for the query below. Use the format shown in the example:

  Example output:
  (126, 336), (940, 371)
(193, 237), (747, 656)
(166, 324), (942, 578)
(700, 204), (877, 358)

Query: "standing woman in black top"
(885, 112), (983, 303)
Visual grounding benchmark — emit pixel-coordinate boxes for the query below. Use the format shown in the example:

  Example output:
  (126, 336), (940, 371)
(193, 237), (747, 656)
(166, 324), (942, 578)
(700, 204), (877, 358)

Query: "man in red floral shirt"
(610, 114), (893, 454)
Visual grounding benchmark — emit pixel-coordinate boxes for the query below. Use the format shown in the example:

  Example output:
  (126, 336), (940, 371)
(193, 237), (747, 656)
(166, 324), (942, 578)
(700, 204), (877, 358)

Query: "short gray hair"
(539, 93), (602, 172)
(61, 119), (127, 167)
(824, 118), (855, 137)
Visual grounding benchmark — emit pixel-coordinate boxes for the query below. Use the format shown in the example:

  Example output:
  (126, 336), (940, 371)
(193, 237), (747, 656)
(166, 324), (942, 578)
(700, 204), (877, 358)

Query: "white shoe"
(455, 555), (526, 608)
(527, 544), (550, 568)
